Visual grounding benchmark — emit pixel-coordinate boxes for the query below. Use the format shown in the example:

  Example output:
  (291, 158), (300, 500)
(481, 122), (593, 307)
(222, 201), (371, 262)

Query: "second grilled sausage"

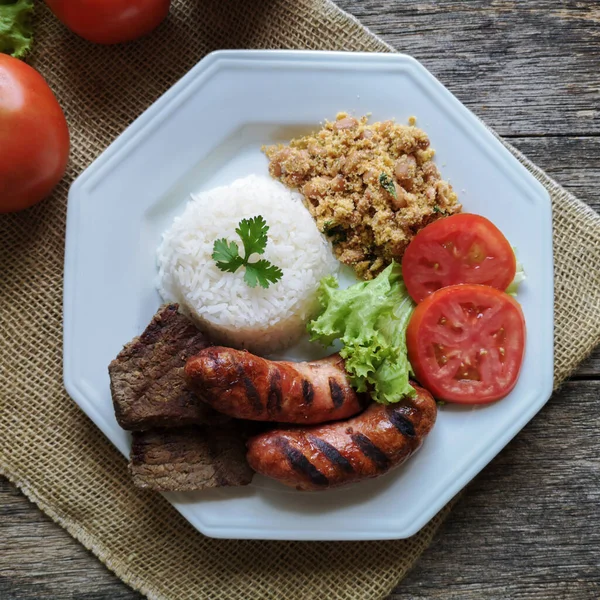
(185, 347), (366, 424)
(246, 382), (437, 490)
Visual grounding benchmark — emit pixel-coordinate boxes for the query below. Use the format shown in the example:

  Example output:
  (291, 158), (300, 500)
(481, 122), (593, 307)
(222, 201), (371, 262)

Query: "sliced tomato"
(402, 213), (516, 303)
(406, 284), (525, 403)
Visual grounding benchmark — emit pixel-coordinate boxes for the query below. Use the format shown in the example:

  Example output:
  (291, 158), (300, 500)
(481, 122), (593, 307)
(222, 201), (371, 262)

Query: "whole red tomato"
(0, 55), (70, 213)
(44, 0), (171, 45)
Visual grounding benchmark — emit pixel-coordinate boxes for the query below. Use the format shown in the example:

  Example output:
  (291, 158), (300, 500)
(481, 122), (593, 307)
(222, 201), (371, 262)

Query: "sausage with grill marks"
(184, 347), (366, 424)
(246, 382), (437, 490)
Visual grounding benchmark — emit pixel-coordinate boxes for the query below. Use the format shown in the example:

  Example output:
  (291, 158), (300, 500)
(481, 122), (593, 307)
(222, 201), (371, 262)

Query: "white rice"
(156, 175), (339, 354)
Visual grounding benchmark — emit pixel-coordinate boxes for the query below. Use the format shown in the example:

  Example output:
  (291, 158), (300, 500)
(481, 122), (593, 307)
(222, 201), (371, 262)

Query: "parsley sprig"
(212, 216), (283, 289)
(379, 172), (397, 198)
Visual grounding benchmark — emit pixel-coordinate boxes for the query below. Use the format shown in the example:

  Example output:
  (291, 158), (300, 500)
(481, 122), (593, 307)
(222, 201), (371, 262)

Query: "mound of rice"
(156, 175), (339, 354)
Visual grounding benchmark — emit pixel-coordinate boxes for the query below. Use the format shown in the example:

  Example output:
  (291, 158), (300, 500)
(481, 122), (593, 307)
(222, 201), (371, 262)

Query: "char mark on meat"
(308, 435), (355, 474)
(267, 369), (283, 415)
(386, 406), (416, 437)
(351, 432), (391, 471)
(277, 437), (329, 487)
(301, 379), (315, 405)
(235, 363), (263, 414)
(328, 377), (345, 408)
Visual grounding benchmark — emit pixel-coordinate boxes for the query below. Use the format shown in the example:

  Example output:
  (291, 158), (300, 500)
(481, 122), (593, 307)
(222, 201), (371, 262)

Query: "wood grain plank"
(337, 0), (600, 370)
(508, 136), (600, 213)
(0, 480), (141, 600)
(389, 380), (600, 599)
(493, 136), (600, 376)
(572, 347), (600, 378)
(427, 132), (599, 376)
(1, 1), (599, 599)
(336, 0), (600, 136)
(1, 381), (599, 599)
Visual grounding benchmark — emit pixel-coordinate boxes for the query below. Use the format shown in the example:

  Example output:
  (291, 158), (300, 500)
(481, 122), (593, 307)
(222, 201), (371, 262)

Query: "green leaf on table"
(0, 0), (35, 59)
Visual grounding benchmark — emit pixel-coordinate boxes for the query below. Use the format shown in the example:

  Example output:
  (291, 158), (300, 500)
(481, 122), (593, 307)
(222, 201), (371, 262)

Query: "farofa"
(264, 113), (461, 279)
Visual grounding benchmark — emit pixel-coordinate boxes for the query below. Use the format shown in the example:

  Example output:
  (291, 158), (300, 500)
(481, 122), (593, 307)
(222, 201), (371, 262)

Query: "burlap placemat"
(1, 1), (599, 599)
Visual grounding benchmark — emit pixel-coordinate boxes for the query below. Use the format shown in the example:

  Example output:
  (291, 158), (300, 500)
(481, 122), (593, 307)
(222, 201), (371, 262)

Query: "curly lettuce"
(506, 248), (526, 296)
(308, 262), (416, 405)
(0, 0), (34, 59)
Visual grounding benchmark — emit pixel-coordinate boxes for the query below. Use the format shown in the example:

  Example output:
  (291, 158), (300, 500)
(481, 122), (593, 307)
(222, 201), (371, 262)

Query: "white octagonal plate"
(64, 50), (554, 540)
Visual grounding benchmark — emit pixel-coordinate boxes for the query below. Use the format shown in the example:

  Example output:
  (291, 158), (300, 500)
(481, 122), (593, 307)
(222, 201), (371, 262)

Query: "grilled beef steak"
(109, 304), (227, 430)
(130, 425), (254, 491)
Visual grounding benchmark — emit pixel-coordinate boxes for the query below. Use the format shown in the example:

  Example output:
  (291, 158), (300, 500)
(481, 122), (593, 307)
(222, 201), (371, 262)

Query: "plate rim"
(64, 49), (554, 541)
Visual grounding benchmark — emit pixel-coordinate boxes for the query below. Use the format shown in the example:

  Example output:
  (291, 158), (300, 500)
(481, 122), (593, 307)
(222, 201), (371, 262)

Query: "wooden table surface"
(2, 1), (599, 598)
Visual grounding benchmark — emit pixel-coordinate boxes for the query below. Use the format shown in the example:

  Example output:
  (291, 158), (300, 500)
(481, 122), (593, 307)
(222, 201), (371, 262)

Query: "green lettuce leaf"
(308, 262), (416, 404)
(506, 248), (526, 296)
(0, 0), (34, 59)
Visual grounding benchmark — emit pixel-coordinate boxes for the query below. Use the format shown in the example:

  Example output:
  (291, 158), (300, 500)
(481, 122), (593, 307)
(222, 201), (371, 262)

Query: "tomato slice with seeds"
(406, 284), (526, 403)
(402, 214), (517, 303)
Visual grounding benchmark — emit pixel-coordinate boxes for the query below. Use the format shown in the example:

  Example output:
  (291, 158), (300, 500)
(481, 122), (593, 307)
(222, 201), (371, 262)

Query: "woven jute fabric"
(1, 1), (599, 599)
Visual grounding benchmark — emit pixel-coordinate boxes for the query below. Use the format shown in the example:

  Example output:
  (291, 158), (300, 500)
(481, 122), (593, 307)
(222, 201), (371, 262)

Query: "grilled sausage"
(246, 382), (437, 490)
(185, 347), (366, 424)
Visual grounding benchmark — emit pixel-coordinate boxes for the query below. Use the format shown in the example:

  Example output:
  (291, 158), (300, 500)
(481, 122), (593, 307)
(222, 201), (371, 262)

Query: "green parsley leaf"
(235, 215), (269, 259)
(433, 205), (448, 216)
(244, 260), (284, 289)
(322, 220), (335, 234)
(379, 173), (397, 199)
(212, 238), (244, 272)
(330, 226), (348, 245)
(212, 216), (283, 288)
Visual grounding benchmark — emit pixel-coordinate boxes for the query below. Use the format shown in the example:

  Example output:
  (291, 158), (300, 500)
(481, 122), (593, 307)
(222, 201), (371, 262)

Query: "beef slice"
(109, 304), (227, 430)
(130, 425), (254, 491)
